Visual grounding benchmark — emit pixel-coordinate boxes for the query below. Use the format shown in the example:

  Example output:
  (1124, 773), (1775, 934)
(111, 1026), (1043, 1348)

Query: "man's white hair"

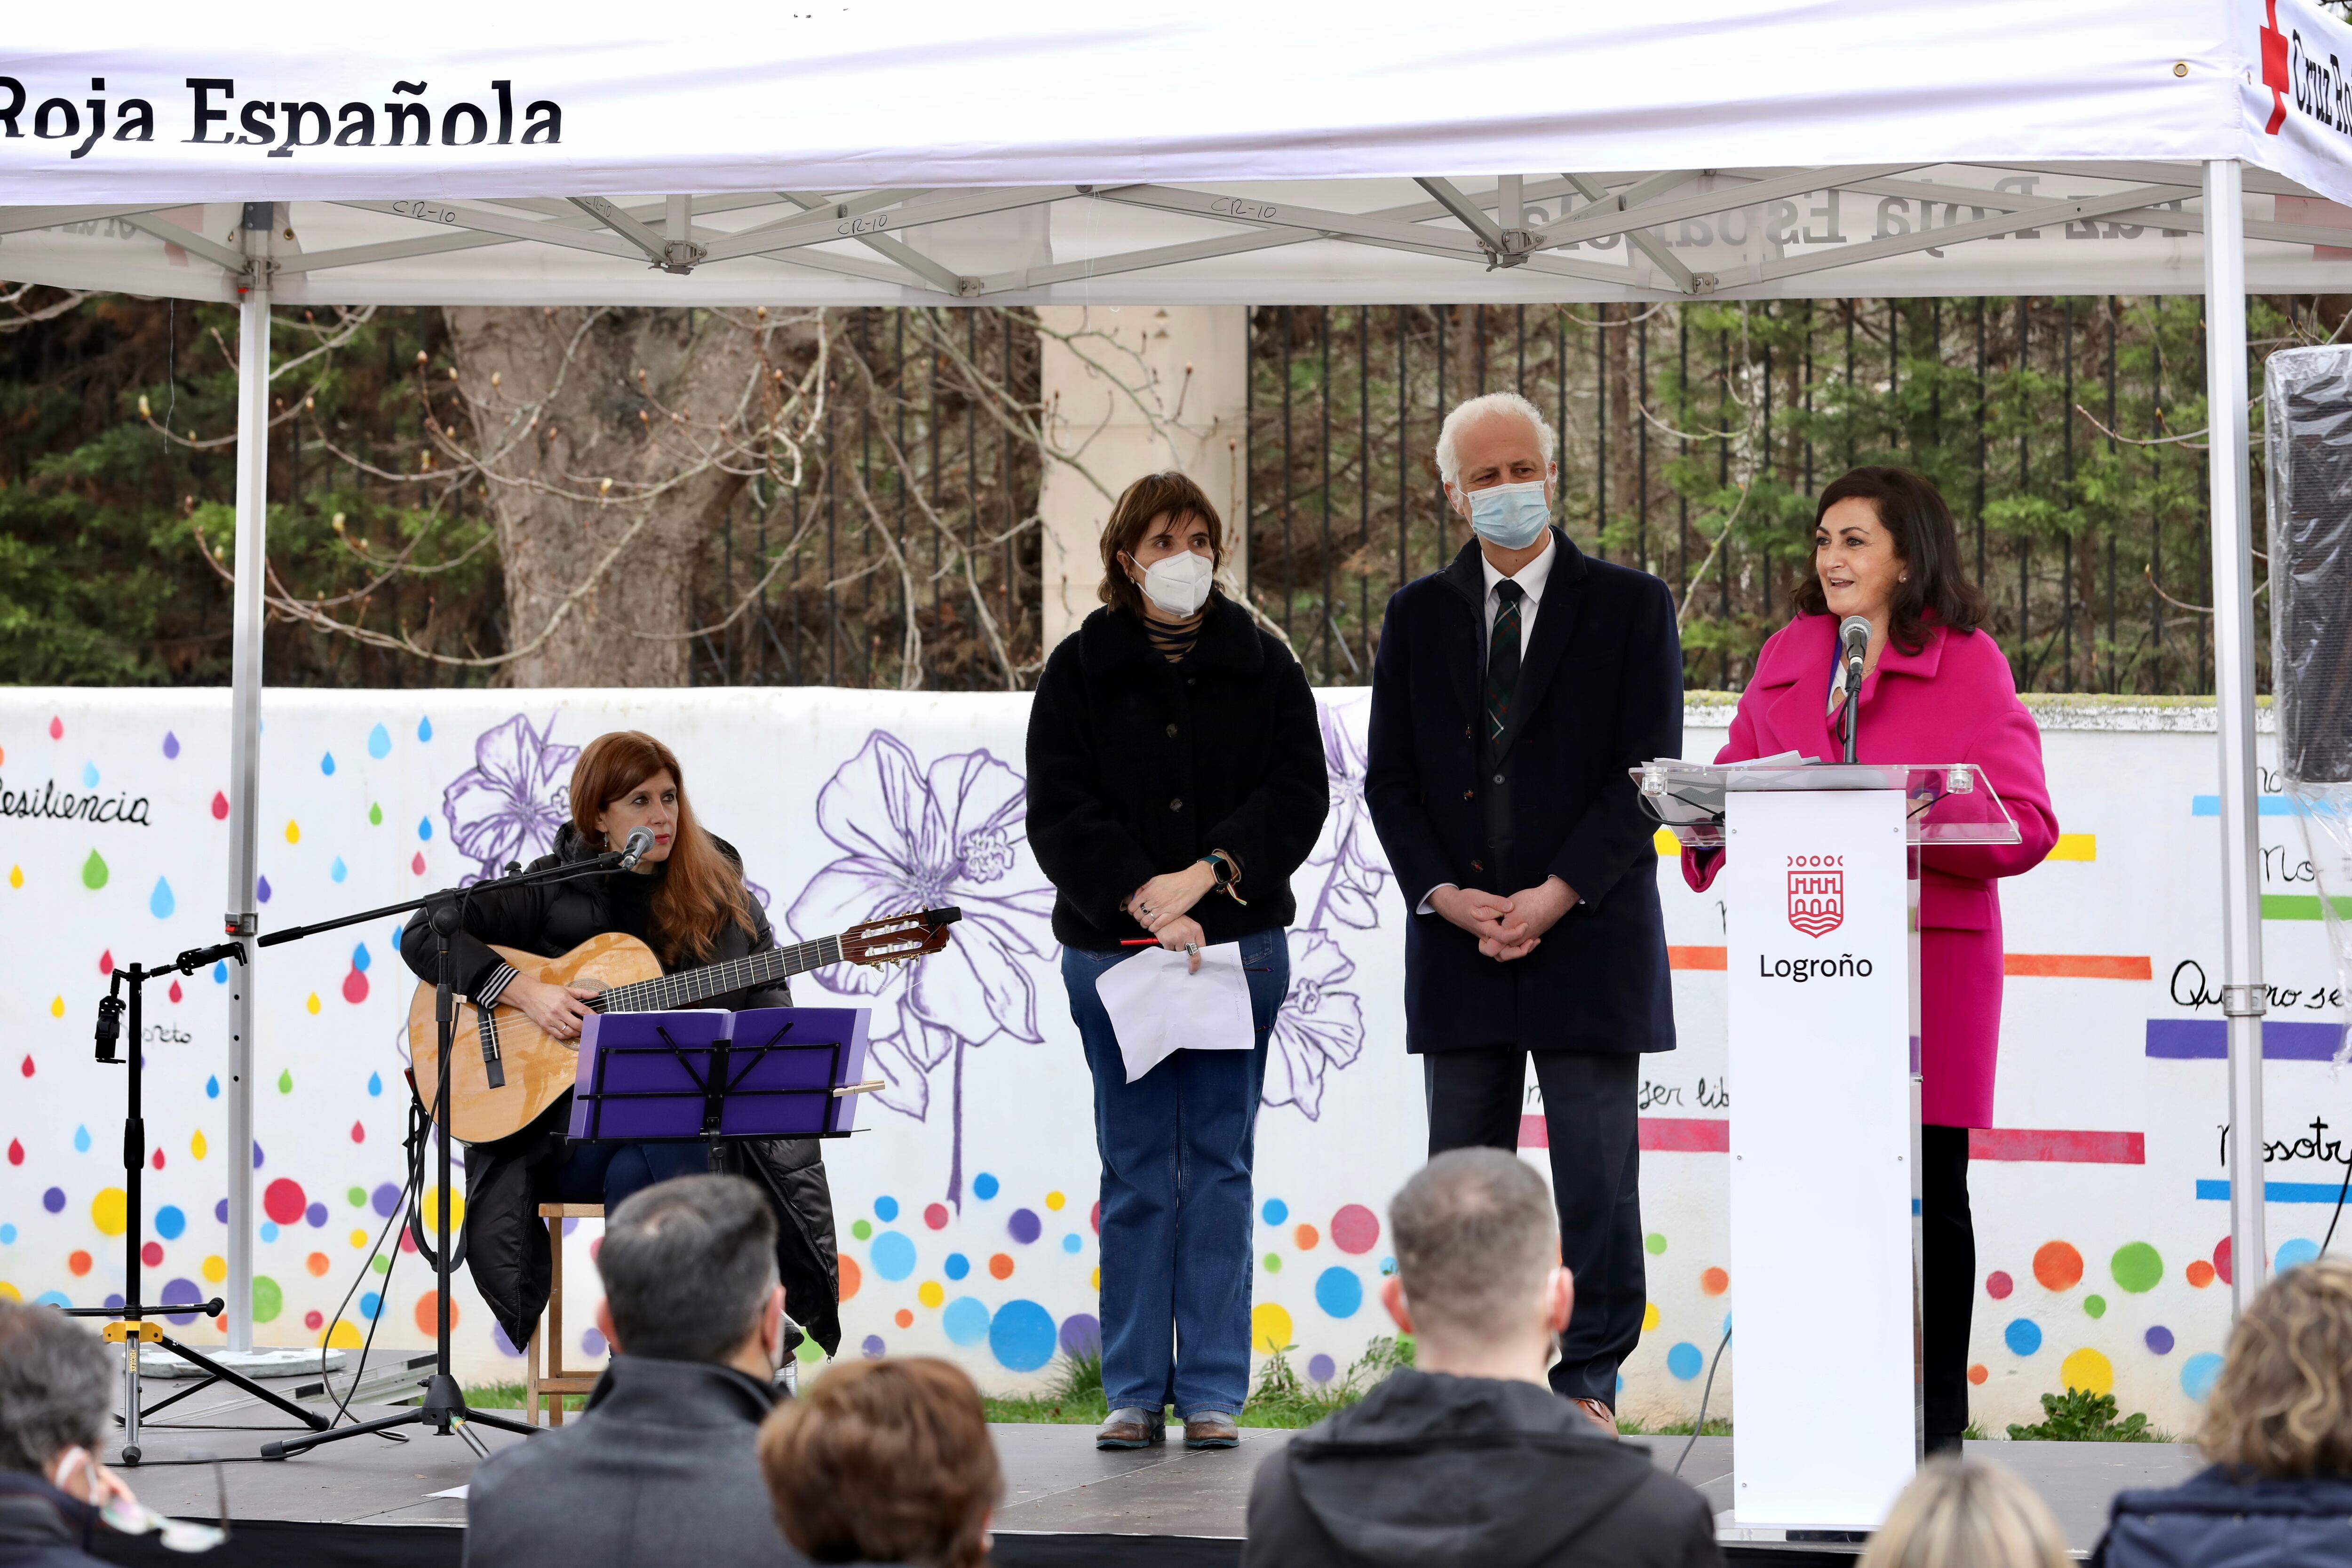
(1434, 391), (1557, 490)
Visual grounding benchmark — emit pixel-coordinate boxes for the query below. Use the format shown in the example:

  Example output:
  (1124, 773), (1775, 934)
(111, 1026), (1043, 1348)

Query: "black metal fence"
(1243, 299), (2269, 695)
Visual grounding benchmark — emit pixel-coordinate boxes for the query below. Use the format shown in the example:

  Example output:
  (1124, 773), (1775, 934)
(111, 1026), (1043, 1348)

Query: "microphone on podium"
(1838, 616), (1871, 764)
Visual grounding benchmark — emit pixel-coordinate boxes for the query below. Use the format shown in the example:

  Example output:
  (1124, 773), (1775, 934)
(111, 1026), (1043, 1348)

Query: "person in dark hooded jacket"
(2093, 1255), (2352, 1568)
(401, 730), (839, 1360)
(1244, 1149), (1719, 1568)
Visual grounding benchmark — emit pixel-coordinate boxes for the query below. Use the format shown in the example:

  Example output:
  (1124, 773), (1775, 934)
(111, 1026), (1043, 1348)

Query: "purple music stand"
(569, 1007), (875, 1170)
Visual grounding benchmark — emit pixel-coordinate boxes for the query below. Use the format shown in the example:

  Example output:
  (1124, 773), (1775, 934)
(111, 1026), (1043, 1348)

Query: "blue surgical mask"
(1465, 480), (1551, 549)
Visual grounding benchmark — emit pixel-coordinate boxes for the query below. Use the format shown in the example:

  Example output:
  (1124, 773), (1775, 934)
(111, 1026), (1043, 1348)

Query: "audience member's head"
(594, 1174), (783, 1376)
(1382, 1148), (1570, 1378)
(2201, 1254), (2352, 1476)
(1861, 1456), (2068, 1568)
(0, 1300), (112, 1484)
(759, 1357), (1001, 1568)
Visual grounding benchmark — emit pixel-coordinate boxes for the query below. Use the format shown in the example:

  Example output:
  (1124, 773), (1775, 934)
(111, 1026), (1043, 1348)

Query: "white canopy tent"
(2, 0), (2338, 1351)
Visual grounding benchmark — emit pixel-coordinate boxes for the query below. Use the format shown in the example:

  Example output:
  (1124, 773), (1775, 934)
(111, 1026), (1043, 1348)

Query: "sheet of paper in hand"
(1093, 942), (1255, 1083)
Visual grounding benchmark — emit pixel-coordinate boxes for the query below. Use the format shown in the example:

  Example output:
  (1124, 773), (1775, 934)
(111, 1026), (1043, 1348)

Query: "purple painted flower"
(1263, 931), (1364, 1120)
(788, 732), (1054, 1148)
(442, 714), (577, 885)
(1304, 699), (1390, 931)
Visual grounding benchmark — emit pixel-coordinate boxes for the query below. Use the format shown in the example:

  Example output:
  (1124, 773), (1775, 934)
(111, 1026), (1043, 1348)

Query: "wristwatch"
(1199, 849), (1247, 905)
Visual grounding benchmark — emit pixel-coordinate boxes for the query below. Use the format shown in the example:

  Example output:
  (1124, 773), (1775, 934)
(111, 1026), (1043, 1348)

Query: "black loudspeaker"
(2267, 347), (2352, 783)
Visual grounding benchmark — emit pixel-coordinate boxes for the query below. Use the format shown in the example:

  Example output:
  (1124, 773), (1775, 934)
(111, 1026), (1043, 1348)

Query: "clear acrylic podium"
(1634, 758), (2022, 1536)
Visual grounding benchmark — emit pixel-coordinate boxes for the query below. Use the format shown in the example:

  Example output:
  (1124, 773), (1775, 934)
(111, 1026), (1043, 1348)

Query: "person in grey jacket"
(1243, 1150), (1721, 1568)
(463, 1176), (809, 1568)
(2093, 1256), (2352, 1568)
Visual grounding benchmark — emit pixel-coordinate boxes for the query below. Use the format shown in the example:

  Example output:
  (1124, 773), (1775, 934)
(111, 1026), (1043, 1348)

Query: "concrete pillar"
(1034, 306), (1249, 651)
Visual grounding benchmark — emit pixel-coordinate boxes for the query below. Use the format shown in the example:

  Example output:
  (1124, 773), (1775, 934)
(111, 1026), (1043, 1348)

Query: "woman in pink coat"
(1685, 465), (2058, 1452)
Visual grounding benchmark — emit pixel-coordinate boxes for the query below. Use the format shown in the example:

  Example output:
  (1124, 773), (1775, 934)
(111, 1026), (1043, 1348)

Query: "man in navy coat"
(1366, 391), (1683, 1434)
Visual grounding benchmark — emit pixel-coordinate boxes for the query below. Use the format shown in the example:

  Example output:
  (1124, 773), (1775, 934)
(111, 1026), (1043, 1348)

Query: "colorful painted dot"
(1315, 1266), (1363, 1319)
(72, 1126), (90, 1154)
(371, 1183), (401, 1218)
(944, 1252), (969, 1280)
(2084, 1294), (2107, 1319)
(860, 1336), (885, 1358)
(48, 717), (61, 739)
(923, 1203), (949, 1230)
(81, 762), (98, 788)
(41, 1189), (63, 1214)
(149, 878), (175, 918)
(417, 817), (432, 841)
(259, 1222), (279, 1243)
(1666, 1342), (1704, 1379)
(67, 1251), (92, 1276)
(330, 857), (348, 884)
(205, 1075), (220, 1098)
(6, 867), (18, 889)
(154, 1205), (185, 1240)
(1644, 1233), (1668, 1256)
(943, 1297), (990, 1346)
(1294, 1224), (1321, 1251)
(81, 851), (108, 890)
(367, 723), (391, 759)
(869, 1231), (916, 1281)
(211, 792), (230, 821)
(989, 1300), (1057, 1372)
(917, 1281), (945, 1308)
(2004, 1318), (2043, 1355)
(1642, 1302), (1661, 1331)
(2187, 1259), (2216, 1288)
(412, 853), (426, 876)
(1062, 1234), (1082, 1254)
(2145, 1325), (2176, 1354)
(838, 1256), (861, 1300)
(162, 732), (180, 759)
(360, 1292), (382, 1320)
(1045, 1191), (1066, 1211)
(367, 1073), (383, 1097)
(972, 1172), (1000, 1201)
(989, 1253), (1015, 1281)
(2182, 1352), (2224, 1399)
(2062, 1346), (2114, 1395)
(2033, 1241), (2084, 1291)
(1700, 1266), (1729, 1296)
(285, 820), (301, 844)
(2215, 1237), (2233, 1286)
(416, 716), (433, 741)
(4, 1142), (17, 1167)
(320, 753), (336, 777)
(278, 1068), (295, 1092)
(1968, 1362), (1990, 1385)
(2110, 1242), (2163, 1293)
(1007, 1208), (1041, 1245)
(1264, 1253), (1283, 1274)
(1262, 1199), (1289, 1225)
(304, 1252), (330, 1277)
(1985, 1270), (2015, 1300)
(850, 1219), (873, 1241)
(368, 803), (383, 826)
(349, 1229), (368, 1248)
(90, 1188), (127, 1236)
(1330, 1204), (1380, 1255)
(1251, 1304), (1293, 1352)
(0, 1226), (13, 1244)
(1308, 1353), (1336, 1383)
(874, 1195), (900, 1221)
(263, 1179), (307, 1226)
(2278, 1238), (2320, 1272)
(201, 1255), (226, 1283)
(893, 1308), (914, 1329)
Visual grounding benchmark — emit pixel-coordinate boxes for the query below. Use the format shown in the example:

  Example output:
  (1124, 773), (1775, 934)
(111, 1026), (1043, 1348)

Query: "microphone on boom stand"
(616, 826), (655, 870)
(1838, 615), (1871, 766)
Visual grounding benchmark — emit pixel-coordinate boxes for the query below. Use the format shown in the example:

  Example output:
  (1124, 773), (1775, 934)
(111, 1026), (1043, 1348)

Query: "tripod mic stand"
(252, 852), (632, 1461)
(72, 942), (333, 1464)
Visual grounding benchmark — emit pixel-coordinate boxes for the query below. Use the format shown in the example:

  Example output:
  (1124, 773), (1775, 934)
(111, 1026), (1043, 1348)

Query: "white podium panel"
(1724, 788), (1915, 1530)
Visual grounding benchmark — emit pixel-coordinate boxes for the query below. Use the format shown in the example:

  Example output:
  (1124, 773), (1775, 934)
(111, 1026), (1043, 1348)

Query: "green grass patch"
(1619, 1414), (1732, 1437)
(2005, 1388), (2168, 1442)
(981, 1338), (1417, 1429)
(463, 1381), (588, 1414)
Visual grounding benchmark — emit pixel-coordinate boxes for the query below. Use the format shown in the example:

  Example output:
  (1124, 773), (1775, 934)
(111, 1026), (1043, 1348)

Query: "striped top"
(1143, 611), (1205, 663)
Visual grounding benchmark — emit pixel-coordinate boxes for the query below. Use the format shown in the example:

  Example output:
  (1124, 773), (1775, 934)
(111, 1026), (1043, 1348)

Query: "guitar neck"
(590, 935), (842, 1015)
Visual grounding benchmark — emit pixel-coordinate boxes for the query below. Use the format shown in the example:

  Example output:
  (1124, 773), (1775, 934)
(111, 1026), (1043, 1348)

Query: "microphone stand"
(1842, 638), (1867, 766)
(72, 942), (334, 1464)
(247, 850), (634, 1461)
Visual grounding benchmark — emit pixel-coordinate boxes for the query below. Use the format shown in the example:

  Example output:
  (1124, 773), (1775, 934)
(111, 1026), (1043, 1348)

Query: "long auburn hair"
(568, 732), (752, 967)
(2200, 1255), (2352, 1477)
(1793, 466), (1990, 655)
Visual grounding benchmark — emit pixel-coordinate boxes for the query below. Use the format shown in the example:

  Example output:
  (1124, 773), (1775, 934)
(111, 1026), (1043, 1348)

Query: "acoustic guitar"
(406, 907), (960, 1143)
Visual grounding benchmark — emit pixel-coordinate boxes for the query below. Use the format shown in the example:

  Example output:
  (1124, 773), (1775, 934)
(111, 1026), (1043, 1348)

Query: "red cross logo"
(2263, 0), (2292, 134)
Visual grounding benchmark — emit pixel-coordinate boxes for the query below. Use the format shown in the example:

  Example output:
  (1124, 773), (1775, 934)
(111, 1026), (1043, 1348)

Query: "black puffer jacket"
(399, 823), (840, 1356)
(1026, 593), (1329, 952)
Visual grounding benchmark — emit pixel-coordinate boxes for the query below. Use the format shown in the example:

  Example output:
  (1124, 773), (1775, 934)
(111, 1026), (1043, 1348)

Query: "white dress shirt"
(1420, 533), (1558, 912)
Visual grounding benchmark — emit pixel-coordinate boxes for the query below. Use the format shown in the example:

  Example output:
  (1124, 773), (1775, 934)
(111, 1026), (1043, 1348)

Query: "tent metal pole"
(2204, 158), (2267, 1312)
(222, 207), (272, 1353)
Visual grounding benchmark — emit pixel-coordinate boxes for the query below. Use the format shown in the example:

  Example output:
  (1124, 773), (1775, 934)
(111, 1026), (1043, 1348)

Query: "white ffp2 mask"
(1139, 551), (1216, 618)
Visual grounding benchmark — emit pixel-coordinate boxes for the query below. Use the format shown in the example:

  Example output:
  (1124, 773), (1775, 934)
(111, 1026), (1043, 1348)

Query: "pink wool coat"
(1685, 614), (2058, 1128)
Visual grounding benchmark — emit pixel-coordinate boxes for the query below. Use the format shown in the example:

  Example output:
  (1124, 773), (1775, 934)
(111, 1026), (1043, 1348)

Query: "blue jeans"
(543, 1139), (711, 1212)
(1063, 929), (1289, 1419)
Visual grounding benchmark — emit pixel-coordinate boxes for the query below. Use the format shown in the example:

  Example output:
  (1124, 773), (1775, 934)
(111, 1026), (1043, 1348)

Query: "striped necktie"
(1486, 579), (1524, 757)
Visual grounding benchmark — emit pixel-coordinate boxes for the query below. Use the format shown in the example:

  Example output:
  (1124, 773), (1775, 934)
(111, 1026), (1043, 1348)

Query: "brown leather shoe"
(1183, 1410), (1240, 1449)
(1573, 1398), (1620, 1439)
(1096, 1408), (1166, 1449)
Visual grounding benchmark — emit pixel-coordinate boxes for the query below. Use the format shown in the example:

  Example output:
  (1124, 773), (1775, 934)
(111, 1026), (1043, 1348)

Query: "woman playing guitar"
(399, 730), (841, 1362)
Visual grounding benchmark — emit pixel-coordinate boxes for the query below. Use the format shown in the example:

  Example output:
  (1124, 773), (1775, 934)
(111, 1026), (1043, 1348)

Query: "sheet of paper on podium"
(1094, 943), (1254, 1083)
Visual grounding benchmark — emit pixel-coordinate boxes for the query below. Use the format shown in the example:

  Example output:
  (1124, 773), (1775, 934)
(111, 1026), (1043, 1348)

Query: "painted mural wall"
(0, 686), (2341, 1434)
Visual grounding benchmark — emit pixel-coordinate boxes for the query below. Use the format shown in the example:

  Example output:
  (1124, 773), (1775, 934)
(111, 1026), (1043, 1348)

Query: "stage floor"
(105, 1380), (2206, 1563)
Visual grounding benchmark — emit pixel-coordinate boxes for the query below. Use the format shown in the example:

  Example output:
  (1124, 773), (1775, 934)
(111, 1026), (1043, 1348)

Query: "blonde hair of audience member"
(2200, 1253), (2352, 1476)
(1860, 1457), (2069, 1568)
(760, 1357), (1001, 1568)
(1381, 1148), (1572, 1383)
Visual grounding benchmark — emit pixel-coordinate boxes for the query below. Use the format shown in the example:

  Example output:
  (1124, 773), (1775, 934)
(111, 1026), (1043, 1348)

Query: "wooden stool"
(526, 1203), (604, 1427)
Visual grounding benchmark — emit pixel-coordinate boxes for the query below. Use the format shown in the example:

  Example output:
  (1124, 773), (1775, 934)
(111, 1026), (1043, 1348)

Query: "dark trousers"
(543, 1139), (710, 1212)
(1423, 1049), (1644, 1406)
(1923, 1124), (1975, 1440)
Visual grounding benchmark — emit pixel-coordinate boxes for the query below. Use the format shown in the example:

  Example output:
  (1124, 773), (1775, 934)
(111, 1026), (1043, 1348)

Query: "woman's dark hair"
(1793, 466), (1989, 654)
(1097, 470), (1225, 617)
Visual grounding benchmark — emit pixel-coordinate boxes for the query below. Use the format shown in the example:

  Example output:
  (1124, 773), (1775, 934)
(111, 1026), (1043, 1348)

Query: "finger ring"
(1184, 942), (1200, 955)
(1140, 904), (1153, 917)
